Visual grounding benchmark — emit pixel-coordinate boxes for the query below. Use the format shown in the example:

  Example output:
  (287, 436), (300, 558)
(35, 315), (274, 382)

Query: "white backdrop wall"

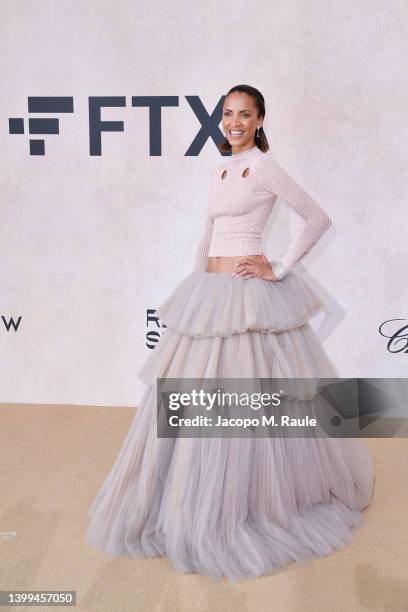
(1, 0), (407, 407)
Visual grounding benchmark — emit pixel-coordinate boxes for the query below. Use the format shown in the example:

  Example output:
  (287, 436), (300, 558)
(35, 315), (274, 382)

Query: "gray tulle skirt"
(85, 269), (375, 582)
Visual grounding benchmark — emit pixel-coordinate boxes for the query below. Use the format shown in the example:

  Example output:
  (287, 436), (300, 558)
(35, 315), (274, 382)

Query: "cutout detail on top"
(221, 169), (227, 180)
(242, 167), (250, 178)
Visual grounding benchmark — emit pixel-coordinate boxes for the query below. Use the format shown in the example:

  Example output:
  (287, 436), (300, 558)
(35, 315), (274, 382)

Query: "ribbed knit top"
(194, 145), (332, 273)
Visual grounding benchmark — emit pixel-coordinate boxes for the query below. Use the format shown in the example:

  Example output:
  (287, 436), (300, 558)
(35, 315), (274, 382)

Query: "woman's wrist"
(263, 259), (289, 281)
(271, 261), (288, 280)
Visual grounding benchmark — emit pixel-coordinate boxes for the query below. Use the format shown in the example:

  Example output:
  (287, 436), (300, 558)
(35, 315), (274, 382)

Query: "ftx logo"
(8, 95), (229, 157)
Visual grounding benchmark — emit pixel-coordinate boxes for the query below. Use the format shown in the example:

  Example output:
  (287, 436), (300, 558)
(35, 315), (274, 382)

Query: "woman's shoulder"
(253, 147), (275, 165)
(250, 148), (280, 181)
(252, 149), (291, 181)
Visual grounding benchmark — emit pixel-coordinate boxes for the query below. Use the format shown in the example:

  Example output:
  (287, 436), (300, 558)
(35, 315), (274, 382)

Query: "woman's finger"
(235, 261), (258, 271)
(235, 271), (255, 279)
(235, 269), (258, 278)
(235, 268), (261, 279)
(235, 258), (257, 267)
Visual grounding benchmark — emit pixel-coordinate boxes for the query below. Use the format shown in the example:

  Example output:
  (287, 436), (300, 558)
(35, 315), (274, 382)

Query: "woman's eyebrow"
(224, 108), (252, 112)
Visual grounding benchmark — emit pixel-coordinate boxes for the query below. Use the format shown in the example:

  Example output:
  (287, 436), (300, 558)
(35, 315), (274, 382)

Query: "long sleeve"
(194, 215), (214, 270)
(193, 167), (217, 271)
(256, 153), (332, 273)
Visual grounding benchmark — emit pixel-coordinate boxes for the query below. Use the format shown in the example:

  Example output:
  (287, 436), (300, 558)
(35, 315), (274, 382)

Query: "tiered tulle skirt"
(85, 269), (375, 581)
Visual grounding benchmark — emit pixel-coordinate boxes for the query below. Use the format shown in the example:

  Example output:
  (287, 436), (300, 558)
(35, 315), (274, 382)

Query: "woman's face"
(222, 91), (262, 151)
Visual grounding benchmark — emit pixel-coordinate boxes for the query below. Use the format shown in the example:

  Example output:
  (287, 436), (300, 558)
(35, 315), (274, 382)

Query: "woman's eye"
(223, 112), (250, 117)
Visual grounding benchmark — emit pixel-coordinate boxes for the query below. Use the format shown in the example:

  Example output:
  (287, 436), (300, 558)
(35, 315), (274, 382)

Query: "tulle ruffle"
(85, 269), (375, 582)
(85, 382), (374, 581)
(155, 269), (324, 337)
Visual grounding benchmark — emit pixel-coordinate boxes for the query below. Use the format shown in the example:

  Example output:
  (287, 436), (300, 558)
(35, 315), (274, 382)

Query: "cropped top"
(194, 145), (332, 274)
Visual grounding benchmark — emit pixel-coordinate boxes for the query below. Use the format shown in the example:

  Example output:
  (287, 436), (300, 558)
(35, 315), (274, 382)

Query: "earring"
(256, 126), (260, 139)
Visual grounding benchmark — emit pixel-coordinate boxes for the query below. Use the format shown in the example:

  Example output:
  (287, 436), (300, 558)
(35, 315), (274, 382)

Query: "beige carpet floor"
(1, 403), (407, 612)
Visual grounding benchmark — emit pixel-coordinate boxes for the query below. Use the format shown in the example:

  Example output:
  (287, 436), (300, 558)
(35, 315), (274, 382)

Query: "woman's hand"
(233, 254), (279, 281)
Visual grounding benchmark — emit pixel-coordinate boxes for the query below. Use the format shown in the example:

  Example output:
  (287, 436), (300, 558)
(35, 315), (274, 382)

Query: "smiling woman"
(85, 84), (374, 582)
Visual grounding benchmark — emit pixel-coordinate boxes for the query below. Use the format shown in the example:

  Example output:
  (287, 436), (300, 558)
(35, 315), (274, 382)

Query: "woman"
(85, 84), (375, 582)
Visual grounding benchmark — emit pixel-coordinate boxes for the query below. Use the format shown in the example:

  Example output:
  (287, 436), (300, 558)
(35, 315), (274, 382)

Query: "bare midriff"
(206, 254), (264, 273)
